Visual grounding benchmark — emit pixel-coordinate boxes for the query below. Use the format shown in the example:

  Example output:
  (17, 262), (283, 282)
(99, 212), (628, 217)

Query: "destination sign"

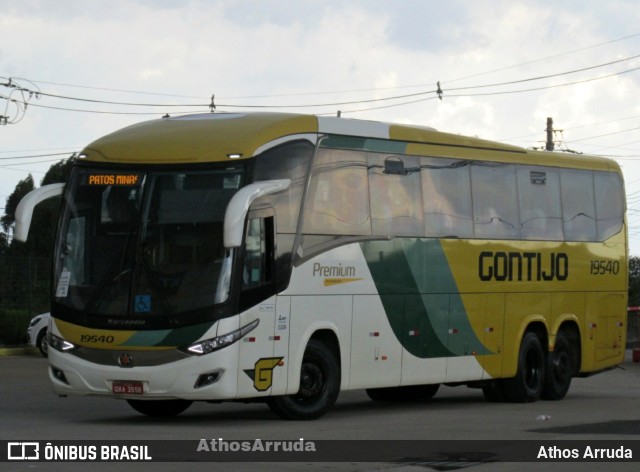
(86, 174), (140, 186)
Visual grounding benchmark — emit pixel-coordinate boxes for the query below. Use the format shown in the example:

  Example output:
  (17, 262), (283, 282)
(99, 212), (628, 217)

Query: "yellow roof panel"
(82, 113), (319, 163)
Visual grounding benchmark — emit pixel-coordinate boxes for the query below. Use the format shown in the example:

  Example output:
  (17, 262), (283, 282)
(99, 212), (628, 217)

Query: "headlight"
(48, 332), (77, 352)
(29, 316), (42, 328)
(183, 319), (259, 356)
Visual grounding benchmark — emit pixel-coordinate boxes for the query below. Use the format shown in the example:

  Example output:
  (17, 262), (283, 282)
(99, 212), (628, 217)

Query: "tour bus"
(15, 112), (627, 420)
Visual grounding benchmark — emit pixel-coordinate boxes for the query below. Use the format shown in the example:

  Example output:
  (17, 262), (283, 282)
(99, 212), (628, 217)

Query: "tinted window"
(253, 141), (314, 234)
(595, 171), (624, 240)
(561, 170), (597, 241)
(472, 163), (520, 239)
(369, 154), (424, 237)
(422, 158), (473, 238)
(302, 148), (370, 235)
(518, 167), (563, 240)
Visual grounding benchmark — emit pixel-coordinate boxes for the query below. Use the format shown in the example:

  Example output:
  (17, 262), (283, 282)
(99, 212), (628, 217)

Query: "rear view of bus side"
(16, 113), (627, 419)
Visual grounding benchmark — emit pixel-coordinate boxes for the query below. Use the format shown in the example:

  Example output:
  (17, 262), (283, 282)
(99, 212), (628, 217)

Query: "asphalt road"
(1, 351), (639, 471)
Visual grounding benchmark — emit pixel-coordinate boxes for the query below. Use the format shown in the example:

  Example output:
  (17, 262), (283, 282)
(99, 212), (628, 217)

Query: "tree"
(0, 158), (72, 242)
(0, 159), (72, 320)
(41, 158), (73, 186)
(1, 174), (34, 233)
(0, 230), (8, 255)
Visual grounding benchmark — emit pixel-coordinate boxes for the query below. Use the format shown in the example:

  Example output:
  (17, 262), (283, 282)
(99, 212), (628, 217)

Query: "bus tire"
(366, 384), (440, 402)
(502, 332), (545, 403)
(541, 331), (573, 400)
(267, 339), (340, 420)
(126, 399), (192, 417)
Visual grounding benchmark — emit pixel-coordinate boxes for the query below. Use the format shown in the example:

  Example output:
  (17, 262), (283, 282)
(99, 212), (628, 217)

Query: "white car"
(27, 313), (50, 357)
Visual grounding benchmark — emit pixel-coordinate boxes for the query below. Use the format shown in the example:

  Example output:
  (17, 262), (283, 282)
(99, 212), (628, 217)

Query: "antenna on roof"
(337, 110), (342, 118)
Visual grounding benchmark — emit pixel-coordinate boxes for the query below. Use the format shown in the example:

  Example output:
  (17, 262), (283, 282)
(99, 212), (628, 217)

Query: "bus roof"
(79, 112), (620, 173)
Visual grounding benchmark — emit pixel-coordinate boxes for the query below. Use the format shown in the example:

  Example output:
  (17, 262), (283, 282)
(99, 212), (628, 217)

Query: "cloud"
(2, 0), (640, 251)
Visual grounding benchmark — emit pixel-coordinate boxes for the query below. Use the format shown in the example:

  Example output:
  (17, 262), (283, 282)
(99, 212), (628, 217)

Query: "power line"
(0, 152), (73, 161)
(570, 125), (640, 143)
(20, 32), (640, 100)
(337, 64), (640, 115)
(446, 32), (640, 85)
(0, 93), (179, 116)
(499, 113), (640, 142)
(6, 62), (639, 119)
(0, 146), (78, 155)
(5, 52), (640, 115)
(0, 158), (67, 168)
(0, 166), (47, 174)
(444, 53), (640, 93)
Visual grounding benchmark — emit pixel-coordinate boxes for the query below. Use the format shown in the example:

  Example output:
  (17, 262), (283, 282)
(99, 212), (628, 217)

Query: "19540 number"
(590, 260), (620, 275)
(80, 334), (115, 344)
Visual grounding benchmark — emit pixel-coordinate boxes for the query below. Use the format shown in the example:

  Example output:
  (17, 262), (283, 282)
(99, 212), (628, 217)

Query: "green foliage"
(0, 159), (71, 345)
(0, 308), (30, 347)
(1, 174), (34, 232)
(0, 231), (8, 254)
(41, 158), (73, 186)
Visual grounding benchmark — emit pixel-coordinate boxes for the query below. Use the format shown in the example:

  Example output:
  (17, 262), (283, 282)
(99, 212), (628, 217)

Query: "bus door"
(237, 212), (284, 397)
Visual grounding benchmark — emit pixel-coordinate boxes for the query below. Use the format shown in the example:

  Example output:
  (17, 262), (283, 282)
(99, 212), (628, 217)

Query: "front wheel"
(267, 339), (340, 420)
(502, 332), (545, 402)
(127, 399), (192, 417)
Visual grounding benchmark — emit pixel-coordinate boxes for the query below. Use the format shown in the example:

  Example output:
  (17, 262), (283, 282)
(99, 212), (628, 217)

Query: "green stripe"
(122, 321), (214, 347)
(361, 238), (491, 358)
(321, 135), (407, 154)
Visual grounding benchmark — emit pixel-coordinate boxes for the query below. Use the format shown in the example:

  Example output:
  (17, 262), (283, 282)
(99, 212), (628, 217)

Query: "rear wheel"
(127, 399), (192, 417)
(267, 339), (340, 420)
(502, 331), (545, 402)
(541, 331), (573, 400)
(366, 384), (439, 402)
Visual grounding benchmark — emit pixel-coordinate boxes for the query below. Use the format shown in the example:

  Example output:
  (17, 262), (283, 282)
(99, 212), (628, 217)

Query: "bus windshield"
(53, 165), (244, 324)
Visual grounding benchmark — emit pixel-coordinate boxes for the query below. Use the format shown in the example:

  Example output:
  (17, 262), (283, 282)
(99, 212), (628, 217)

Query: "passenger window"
(422, 158), (473, 238)
(302, 148), (370, 236)
(595, 172), (624, 240)
(518, 167), (563, 240)
(368, 154), (424, 237)
(253, 140), (314, 234)
(472, 164), (520, 239)
(561, 170), (597, 241)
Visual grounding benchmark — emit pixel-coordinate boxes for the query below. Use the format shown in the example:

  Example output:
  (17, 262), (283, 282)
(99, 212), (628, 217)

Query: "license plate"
(112, 380), (144, 395)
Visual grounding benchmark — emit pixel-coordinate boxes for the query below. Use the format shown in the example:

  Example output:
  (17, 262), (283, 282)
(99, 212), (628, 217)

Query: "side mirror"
(14, 183), (65, 242)
(223, 179), (290, 248)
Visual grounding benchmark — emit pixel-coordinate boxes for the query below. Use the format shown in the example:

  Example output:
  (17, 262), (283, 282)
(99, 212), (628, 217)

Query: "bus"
(15, 112), (627, 420)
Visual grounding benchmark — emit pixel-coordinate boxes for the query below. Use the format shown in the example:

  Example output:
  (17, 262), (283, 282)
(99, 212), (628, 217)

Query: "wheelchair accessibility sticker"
(134, 295), (151, 313)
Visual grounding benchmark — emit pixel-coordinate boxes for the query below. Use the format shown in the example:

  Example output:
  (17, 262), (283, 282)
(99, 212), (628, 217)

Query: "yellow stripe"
(324, 277), (363, 287)
(54, 319), (143, 350)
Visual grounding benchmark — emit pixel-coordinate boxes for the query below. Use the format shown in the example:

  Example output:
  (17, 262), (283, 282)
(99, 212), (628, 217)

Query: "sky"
(2, 0), (640, 254)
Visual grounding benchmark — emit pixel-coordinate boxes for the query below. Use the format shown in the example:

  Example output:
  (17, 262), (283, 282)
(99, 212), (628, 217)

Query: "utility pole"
(545, 117), (555, 151)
